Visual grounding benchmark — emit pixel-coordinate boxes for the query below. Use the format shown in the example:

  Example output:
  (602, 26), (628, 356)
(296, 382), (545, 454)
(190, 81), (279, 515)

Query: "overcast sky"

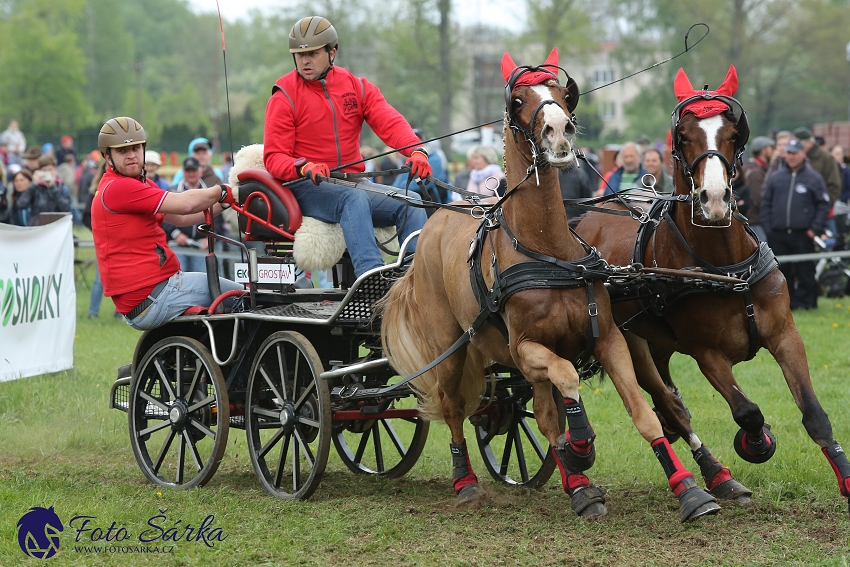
(188, 0), (525, 33)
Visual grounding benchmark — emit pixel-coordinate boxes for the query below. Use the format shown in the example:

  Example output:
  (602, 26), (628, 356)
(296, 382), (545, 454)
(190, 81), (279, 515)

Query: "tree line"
(0, 0), (847, 156)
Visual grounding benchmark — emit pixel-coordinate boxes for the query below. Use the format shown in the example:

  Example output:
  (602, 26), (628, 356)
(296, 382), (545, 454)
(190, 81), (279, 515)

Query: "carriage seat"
(230, 144), (398, 273)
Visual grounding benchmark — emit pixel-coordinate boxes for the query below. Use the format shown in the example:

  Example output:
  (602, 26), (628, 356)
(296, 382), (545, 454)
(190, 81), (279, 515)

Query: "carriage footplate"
(109, 364), (132, 412)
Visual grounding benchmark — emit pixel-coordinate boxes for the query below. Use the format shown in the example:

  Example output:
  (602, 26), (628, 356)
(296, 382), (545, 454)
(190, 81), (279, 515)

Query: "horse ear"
(501, 52), (518, 82)
(674, 68), (696, 101)
(715, 65), (738, 96)
(543, 47), (558, 69)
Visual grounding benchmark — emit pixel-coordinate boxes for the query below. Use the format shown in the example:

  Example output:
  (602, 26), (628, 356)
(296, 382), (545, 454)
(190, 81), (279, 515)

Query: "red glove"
(299, 161), (330, 185)
(218, 184), (236, 207)
(405, 149), (432, 179)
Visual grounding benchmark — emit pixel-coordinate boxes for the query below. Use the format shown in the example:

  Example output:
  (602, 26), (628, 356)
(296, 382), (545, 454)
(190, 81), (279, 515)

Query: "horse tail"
(378, 263), (487, 422)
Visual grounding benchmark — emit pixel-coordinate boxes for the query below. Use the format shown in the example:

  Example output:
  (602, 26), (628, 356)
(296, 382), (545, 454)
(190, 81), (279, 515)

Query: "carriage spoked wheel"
(128, 337), (229, 489)
(472, 379), (564, 488)
(332, 393), (429, 478)
(245, 331), (331, 500)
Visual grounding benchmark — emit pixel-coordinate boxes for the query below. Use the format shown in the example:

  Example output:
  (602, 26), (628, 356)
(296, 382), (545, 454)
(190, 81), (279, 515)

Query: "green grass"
(2, 266), (850, 565)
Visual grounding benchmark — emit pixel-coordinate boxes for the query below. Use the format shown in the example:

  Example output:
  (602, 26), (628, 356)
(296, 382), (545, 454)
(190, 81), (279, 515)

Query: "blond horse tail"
(377, 263), (487, 422)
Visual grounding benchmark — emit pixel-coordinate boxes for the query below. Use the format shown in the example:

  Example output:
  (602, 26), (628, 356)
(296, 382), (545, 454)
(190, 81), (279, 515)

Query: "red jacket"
(263, 66), (421, 182)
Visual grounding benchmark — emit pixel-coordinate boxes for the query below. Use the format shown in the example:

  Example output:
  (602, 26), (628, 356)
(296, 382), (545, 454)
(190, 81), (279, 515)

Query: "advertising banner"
(0, 217), (76, 381)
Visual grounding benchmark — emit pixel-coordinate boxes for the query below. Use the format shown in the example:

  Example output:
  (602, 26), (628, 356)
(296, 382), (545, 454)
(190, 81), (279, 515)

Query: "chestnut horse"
(575, 66), (850, 511)
(380, 49), (718, 521)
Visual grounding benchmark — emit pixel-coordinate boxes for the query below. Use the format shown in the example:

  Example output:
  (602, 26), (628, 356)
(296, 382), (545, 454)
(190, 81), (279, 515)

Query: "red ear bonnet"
(675, 65), (738, 119)
(501, 48), (559, 87)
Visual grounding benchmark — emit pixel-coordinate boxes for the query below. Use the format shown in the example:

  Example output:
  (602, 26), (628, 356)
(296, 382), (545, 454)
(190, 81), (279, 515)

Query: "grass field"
(2, 256), (850, 565)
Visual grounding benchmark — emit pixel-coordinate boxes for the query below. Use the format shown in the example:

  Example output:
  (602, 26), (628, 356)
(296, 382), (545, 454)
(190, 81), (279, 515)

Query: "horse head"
(501, 48), (580, 170)
(672, 66), (749, 224)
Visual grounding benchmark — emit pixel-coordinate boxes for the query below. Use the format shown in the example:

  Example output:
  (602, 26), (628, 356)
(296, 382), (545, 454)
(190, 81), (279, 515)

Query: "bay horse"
(380, 49), (719, 521)
(575, 66), (850, 511)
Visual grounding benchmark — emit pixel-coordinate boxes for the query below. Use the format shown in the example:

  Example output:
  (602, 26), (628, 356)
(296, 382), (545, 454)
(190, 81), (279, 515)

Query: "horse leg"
(648, 342), (691, 441)
(643, 341), (753, 504)
(434, 347), (490, 508)
(595, 329), (720, 522)
(691, 351), (778, 465)
(514, 341), (607, 518)
(764, 319), (850, 510)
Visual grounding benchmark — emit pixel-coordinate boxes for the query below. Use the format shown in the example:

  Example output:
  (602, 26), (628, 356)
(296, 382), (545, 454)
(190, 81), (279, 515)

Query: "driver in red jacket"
(263, 16), (431, 277)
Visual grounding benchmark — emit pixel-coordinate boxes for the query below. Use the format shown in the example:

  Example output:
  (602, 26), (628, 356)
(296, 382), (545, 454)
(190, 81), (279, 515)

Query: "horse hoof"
(733, 424), (777, 464)
(679, 486), (720, 523)
(455, 483), (489, 508)
(709, 479), (753, 505)
(570, 484), (607, 518)
(554, 441), (596, 473)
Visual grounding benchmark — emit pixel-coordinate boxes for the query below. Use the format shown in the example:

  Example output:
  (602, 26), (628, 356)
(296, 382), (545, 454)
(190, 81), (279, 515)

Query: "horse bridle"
(670, 92), (749, 181)
(503, 65), (580, 179)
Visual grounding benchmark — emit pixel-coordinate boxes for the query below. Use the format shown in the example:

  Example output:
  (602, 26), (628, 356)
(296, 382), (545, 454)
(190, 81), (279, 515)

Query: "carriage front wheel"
(472, 380), (564, 488)
(245, 331), (331, 500)
(128, 337), (229, 489)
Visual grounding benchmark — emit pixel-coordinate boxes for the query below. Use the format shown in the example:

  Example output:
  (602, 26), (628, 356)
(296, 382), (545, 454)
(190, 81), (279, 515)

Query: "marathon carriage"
(110, 50), (725, 522)
(108, 161), (563, 500)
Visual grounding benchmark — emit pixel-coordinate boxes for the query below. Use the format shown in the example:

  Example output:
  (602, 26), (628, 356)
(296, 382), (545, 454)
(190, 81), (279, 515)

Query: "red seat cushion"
(236, 168), (302, 241)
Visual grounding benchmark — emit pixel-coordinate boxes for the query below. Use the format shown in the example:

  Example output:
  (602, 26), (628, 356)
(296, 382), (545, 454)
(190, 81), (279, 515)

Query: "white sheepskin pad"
(230, 144), (397, 272)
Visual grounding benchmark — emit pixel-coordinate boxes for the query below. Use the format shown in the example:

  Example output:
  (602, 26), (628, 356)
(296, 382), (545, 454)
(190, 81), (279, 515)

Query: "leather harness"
(616, 197), (778, 361)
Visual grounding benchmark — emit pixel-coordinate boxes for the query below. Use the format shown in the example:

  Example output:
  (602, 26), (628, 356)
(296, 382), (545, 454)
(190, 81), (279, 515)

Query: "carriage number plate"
(233, 263), (297, 284)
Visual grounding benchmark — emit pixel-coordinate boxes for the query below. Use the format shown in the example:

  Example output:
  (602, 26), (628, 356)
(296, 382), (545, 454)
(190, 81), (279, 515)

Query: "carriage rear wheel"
(472, 381), (564, 488)
(128, 337), (229, 489)
(245, 331), (331, 500)
(332, 401), (429, 477)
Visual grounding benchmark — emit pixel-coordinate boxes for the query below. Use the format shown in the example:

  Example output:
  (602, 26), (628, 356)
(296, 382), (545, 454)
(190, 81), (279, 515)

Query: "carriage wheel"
(245, 331), (331, 500)
(332, 399), (429, 477)
(473, 382), (564, 488)
(128, 337), (229, 489)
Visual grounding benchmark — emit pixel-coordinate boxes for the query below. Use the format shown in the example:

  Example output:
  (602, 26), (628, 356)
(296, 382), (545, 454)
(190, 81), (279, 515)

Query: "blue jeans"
(125, 271), (244, 330)
(175, 251), (208, 273)
(89, 264), (103, 316)
(288, 179), (427, 276)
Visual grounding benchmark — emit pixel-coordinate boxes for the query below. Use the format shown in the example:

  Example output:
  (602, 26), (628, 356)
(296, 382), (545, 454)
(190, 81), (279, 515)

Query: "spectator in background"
(42, 143), (54, 158)
(559, 160), (593, 218)
(220, 151), (233, 185)
(743, 136), (775, 241)
(5, 168), (34, 225)
(145, 150), (170, 191)
(78, 156), (101, 229)
(0, 120), (26, 158)
(22, 146), (42, 173)
(15, 155), (71, 225)
(830, 145), (850, 251)
(55, 135), (77, 165)
(56, 153), (80, 224)
(767, 130), (792, 175)
(452, 154), (472, 199)
(641, 148), (673, 194)
(426, 136), (450, 203)
(171, 137), (223, 187)
(360, 145), (379, 179)
(162, 157), (224, 273)
(374, 148), (403, 186)
(464, 145), (505, 197)
(761, 139), (830, 310)
(794, 127), (841, 205)
(0, 142), (12, 167)
(392, 129), (445, 206)
(636, 134), (651, 156)
(603, 142), (646, 195)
